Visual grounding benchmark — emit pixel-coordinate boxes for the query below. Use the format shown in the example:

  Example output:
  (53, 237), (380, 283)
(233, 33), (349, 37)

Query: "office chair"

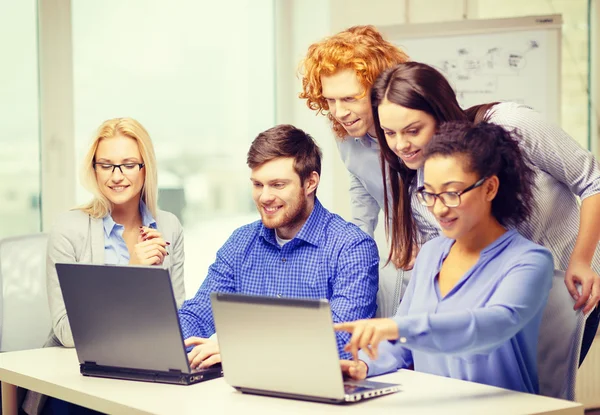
(0, 233), (51, 351)
(537, 270), (588, 401)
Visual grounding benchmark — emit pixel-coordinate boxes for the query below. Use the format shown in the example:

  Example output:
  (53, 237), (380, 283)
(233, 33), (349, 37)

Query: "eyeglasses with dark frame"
(93, 162), (145, 176)
(417, 176), (488, 208)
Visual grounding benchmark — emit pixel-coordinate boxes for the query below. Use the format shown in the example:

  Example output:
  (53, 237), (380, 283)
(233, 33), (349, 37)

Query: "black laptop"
(55, 263), (222, 385)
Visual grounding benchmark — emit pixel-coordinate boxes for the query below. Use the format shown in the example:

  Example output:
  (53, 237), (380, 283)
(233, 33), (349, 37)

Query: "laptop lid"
(211, 293), (347, 401)
(56, 263), (190, 374)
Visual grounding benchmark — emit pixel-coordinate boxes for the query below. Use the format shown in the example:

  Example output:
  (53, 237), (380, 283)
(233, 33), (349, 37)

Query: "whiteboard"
(379, 15), (562, 123)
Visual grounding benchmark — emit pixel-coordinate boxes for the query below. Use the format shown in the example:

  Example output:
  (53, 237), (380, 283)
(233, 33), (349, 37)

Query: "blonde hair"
(78, 117), (158, 219)
(299, 25), (409, 139)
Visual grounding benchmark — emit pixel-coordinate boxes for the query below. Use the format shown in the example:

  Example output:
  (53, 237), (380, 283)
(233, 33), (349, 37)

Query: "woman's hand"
(130, 226), (169, 266)
(565, 260), (600, 314)
(334, 318), (399, 361)
(340, 359), (368, 380)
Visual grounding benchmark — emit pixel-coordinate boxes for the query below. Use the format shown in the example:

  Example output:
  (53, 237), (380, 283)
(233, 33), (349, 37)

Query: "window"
(71, 1), (275, 295)
(0, 1), (41, 238)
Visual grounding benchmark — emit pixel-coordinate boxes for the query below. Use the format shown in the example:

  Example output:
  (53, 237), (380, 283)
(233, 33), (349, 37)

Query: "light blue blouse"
(361, 229), (554, 394)
(102, 201), (157, 264)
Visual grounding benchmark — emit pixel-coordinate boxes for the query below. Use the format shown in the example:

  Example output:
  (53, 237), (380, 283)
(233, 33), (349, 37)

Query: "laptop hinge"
(83, 361), (98, 366)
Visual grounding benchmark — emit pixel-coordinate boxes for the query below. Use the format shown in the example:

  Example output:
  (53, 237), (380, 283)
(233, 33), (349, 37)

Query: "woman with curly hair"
(336, 121), (554, 395)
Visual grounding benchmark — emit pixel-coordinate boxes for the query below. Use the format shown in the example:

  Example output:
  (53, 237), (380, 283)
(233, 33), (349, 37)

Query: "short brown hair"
(247, 124), (322, 184)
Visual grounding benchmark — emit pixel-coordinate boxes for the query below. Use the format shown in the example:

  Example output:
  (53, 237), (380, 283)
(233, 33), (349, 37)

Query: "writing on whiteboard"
(435, 40), (540, 101)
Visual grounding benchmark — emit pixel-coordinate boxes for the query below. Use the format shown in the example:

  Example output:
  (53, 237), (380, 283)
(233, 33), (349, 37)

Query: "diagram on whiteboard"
(396, 28), (558, 120)
(435, 40), (539, 102)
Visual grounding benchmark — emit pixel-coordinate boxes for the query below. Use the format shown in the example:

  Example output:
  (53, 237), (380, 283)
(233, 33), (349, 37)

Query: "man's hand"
(184, 337), (221, 369)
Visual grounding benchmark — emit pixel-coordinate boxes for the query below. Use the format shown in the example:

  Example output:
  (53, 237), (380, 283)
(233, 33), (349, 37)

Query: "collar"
(103, 200), (157, 237)
(354, 132), (380, 150)
(259, 198), (326, 248)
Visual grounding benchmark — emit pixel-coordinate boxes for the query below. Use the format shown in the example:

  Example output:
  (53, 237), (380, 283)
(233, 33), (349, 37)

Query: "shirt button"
(277, 294), (282, 298)
(400, 337), (407, 344)
(281, 258), (286, 262)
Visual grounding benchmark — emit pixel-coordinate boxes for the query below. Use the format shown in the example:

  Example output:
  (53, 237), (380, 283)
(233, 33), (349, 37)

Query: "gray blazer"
(22, 208), (185, 414)
(46, 208), (186, 347)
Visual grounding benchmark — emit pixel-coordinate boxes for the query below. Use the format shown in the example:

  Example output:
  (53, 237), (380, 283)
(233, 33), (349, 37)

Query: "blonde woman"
(46, 117), (185, 348)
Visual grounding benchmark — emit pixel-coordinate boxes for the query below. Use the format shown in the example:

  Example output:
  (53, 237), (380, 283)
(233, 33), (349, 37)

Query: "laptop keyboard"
(343, 382), (375, 394)
(191, 362), (222, 373)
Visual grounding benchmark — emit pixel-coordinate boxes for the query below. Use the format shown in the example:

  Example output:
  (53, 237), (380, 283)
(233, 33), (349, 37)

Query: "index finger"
(564, 272), (580, 300)
(334, 322), (355, 333)
(184, 336), (211, 347)
(583, 279), (600, 314)
(574, 278), (593, 310)
(137, 238), (167, 248)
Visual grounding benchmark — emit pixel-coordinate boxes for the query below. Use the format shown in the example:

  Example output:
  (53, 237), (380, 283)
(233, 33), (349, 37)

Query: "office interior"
(1, 0), (599, 410)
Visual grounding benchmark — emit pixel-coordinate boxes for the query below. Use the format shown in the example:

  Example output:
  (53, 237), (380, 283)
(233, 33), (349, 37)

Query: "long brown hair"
(464, 102), (500, 124)
(371, 62), (467, 268)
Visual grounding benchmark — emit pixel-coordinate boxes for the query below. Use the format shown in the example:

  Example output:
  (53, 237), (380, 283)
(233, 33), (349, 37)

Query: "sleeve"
(348, 173), (380, 237)
(177, 232), (238, 340)
(393, 247), (553, 356)
(167, 217), (186, 308)
(46, 223), (77, 348)
(494, 104), (600, 200)
(360, 249), (421, 377)
(330, 231), (380, 360)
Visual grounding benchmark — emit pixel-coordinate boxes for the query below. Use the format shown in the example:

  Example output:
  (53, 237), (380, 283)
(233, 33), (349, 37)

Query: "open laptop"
(55, 263), (223, 385)
(211, 292), (401, 403)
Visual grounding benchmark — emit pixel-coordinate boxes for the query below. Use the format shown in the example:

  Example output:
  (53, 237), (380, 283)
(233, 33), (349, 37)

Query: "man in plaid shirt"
(179, 124), (379, 368)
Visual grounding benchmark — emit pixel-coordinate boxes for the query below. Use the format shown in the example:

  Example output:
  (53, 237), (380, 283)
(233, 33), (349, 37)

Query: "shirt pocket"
(299, 260), (329, 299)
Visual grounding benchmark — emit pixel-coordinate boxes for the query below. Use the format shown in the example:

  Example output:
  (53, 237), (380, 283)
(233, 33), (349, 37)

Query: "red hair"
(299, 25), (409, 139)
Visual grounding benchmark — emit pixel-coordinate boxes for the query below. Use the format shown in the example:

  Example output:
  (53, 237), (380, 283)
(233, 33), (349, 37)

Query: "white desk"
(0, 347), (583, 415)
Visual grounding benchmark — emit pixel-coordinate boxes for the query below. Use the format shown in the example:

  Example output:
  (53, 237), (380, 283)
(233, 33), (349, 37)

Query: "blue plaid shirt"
(178, 199), (379, 359)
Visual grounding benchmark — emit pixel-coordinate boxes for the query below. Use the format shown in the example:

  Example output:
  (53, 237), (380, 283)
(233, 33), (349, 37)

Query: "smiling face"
(94, 134), (145, 211)
(250, 157), (318, 239)
(378, 99), (437, 170)
(422, 154), (494, 241)
(321, 69), (375, 137)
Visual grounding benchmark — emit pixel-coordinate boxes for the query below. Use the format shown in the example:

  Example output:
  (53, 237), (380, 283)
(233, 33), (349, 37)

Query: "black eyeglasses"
(417, 177), (488, 208)
(93, 162), (145, 175)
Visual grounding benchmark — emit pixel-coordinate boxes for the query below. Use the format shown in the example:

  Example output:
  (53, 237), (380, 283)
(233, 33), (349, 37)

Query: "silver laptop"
(211, 292), (401, 403)
(56, 263), (223, 385)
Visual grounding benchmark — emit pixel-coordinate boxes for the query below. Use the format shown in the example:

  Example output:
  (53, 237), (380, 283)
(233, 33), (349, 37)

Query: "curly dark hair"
(424, 121), (536, 227)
